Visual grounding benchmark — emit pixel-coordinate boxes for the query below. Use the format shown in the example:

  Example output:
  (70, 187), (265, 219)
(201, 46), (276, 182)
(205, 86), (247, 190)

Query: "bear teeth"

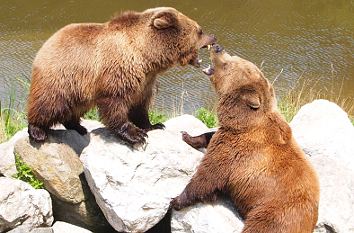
(198, 59), (203, 64)
(207, 45), (212, 50)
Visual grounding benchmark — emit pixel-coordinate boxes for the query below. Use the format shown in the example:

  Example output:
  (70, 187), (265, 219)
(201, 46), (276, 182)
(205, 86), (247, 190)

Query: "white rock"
(81, 126), (204, 233)
(0, 177), (53, 232)
(290, 99), (354, 171)
(290, 99), (354, 232)
(0, 129), (28, 177)
(171, 199), (243, 233)
(310, 155), (354, 233)
(52, 221), (92, 233)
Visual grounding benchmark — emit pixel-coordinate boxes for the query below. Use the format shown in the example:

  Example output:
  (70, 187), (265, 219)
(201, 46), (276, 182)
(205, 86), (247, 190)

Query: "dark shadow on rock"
(146, 211), (171, 233)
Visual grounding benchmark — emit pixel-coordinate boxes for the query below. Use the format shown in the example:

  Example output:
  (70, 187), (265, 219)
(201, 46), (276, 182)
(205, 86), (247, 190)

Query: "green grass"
(195, 107), (218, 128)
(0, 98), (27, 143)
(13, 154), (44, 189)
(84, 107), (100, 120)
(149, 110), (168, 125)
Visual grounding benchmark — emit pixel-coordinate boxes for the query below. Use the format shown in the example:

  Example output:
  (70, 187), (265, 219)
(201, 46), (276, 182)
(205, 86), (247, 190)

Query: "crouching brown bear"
(171, 45), (320, 233)
(27, 7), (216, 144)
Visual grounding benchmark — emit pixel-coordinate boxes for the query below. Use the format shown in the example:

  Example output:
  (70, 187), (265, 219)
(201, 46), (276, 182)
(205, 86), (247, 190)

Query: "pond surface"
(0, 0), (353, 114)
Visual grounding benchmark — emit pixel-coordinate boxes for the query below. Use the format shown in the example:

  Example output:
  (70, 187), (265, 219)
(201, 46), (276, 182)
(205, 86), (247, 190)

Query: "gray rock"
(13, 125), (114, 232)
(0, 129), (28, 177)
(52, 221), (92, 233)
(291, 100), (354, 232)
(81, 120), (205, 232)
(0, 177), (53, 232)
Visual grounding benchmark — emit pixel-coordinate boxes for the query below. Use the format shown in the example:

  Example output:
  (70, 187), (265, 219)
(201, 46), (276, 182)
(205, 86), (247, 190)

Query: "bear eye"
(198, 28), (203, 36)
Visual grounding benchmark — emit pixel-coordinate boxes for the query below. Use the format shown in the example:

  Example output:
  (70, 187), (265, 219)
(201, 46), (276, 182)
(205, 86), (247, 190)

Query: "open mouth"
(202, 44), (223, 76)
(202, 45), (214, 75)
(189, 43), (215, 68)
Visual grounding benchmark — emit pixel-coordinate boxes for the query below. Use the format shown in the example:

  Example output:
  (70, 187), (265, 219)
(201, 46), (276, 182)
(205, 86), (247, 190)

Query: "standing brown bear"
(27, 7), (216, 144)
(171, 45), (320, 233)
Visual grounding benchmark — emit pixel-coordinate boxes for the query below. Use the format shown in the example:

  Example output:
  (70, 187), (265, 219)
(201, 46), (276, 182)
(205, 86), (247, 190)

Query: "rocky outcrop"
(0, 177), (53, 232)
(12, 120), (114, 233)
(80, 116), (206, 233)
(2, 105), (354, 232)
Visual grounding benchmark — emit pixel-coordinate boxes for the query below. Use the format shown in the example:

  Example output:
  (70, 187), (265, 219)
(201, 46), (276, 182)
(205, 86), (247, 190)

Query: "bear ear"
(152, 11), (177, 29)
(241, 90), (261, 109)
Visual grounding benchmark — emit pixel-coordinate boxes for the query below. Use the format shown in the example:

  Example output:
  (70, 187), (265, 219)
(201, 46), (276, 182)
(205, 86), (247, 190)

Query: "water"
(0, 0), (353, 114)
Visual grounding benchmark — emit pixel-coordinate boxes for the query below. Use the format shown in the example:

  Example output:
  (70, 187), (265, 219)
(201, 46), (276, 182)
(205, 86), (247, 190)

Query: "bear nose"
(213, 44), (223, 53)
(210, 34), (217, 44)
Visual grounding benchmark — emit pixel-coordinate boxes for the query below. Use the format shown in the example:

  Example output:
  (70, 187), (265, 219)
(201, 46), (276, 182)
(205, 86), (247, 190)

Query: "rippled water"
(0, 0), (353, 114)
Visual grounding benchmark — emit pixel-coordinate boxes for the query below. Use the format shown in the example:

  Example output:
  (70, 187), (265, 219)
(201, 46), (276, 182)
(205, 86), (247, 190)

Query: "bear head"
(109, 7), (216, 69)
(203, 44), (278, 131)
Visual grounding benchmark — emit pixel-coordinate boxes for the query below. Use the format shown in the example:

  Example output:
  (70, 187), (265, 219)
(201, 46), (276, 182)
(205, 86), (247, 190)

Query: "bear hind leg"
(28, 124), (48, 142)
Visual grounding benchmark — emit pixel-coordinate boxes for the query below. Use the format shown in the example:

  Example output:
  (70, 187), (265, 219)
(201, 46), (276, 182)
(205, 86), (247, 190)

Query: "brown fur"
(27, 7), (216, 144)
(172, 45), (319, 233)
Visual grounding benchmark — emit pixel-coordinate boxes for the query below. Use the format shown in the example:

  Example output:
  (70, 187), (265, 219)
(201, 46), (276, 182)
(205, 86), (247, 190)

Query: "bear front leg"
(97, 97), (148, 145)
(129, 104), (165, 132)
(171, 154), (228, 210)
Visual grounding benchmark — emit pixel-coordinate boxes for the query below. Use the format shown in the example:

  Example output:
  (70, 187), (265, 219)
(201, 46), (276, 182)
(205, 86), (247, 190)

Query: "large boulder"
(290, 99), (354, 171)
(291, 100), (354, 232)
(80, 115), (206, 232)
(13, 121), (115, 233)
(0, 177), (53, 232)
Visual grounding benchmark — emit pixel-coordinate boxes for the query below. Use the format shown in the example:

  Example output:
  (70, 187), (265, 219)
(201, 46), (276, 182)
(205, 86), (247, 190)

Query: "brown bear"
(27, 7), (216, 144)
(171, 45), (320, 233)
